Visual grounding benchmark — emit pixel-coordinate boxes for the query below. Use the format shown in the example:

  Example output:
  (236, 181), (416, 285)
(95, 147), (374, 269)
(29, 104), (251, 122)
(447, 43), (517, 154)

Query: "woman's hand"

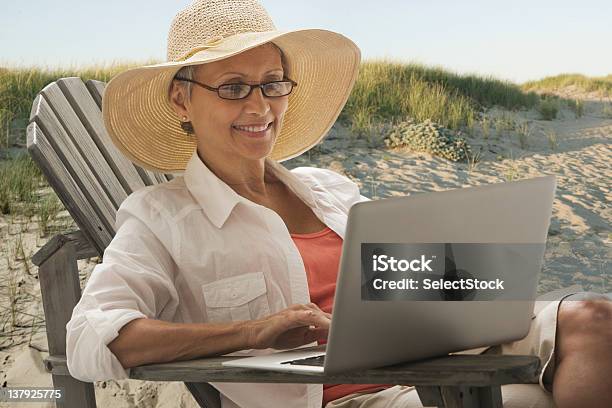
(245, 303), (331, 350)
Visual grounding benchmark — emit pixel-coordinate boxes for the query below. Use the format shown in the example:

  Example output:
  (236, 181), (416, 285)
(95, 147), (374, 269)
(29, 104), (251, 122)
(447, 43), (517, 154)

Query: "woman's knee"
(557, 295), (612, 356)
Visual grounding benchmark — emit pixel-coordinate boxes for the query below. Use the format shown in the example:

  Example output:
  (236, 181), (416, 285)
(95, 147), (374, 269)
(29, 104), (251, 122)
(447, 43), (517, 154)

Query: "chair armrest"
(32, 230), (99, 266)
(129, 354), (540, 386)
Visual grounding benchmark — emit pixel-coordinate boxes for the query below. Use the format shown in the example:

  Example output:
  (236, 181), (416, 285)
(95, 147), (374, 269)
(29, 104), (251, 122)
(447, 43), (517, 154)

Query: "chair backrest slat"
(40, 81), (128, 210)
(58, 77), (152, 193)
(27, 119), (113, 253)
(85, 79), (104, 109)
(30, 92), (117, 236)
(28, 77), (178, 253)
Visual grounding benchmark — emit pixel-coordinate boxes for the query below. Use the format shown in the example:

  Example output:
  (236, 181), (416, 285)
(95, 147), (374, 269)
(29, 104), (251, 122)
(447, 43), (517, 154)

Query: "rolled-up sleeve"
(66, 189), (179, 382)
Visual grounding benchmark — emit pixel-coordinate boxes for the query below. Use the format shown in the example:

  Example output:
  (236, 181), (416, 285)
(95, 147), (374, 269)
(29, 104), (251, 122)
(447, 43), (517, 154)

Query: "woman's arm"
(108, 318), (251, 368)
(108, 303), (331, 369)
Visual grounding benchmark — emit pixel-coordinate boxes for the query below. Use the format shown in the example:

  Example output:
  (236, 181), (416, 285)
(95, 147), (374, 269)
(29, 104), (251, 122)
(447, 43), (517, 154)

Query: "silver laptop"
(222, 175), (557, 374)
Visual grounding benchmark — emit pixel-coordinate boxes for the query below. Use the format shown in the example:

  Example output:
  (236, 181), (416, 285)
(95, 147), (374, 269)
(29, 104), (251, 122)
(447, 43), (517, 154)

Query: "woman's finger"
(295, 310), (330, 328)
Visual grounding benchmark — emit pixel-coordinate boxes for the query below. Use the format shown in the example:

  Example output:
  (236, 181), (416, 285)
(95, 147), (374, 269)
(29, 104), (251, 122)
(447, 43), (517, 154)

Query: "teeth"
(234, 123), (270, 132)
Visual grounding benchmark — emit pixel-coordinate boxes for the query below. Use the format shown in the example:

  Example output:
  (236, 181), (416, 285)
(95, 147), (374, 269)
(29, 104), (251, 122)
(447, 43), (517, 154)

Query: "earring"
(180, 116), (194, 135)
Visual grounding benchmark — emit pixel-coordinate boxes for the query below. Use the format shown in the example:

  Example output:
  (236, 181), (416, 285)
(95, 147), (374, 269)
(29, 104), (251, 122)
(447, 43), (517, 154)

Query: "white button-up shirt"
(66, 149), (370, 408)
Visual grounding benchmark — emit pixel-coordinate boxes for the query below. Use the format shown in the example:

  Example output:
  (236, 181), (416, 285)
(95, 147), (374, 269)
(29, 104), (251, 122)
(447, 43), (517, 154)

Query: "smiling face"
(170, 43), (289, 165)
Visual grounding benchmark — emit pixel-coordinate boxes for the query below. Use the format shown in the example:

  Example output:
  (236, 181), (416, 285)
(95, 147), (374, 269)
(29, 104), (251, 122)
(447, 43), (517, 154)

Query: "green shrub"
(384, 119), (471, 162)
(538, 98), (559, 120)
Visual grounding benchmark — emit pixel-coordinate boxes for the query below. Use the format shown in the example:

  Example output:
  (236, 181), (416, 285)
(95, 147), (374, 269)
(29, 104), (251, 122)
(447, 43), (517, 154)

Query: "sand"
(0, 94), (610, 407)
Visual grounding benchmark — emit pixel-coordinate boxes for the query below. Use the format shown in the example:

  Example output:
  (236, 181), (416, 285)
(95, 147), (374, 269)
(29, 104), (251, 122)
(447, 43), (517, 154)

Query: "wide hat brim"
(102, 29), (361, 173)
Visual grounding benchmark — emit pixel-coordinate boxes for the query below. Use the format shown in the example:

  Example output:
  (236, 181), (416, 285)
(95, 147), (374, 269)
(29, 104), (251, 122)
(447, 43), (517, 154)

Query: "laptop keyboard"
(281, 355), (326, 367)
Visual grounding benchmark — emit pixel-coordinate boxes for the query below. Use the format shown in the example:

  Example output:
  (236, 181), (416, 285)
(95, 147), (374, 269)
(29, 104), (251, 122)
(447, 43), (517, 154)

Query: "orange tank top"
(290, 226), (392, 407)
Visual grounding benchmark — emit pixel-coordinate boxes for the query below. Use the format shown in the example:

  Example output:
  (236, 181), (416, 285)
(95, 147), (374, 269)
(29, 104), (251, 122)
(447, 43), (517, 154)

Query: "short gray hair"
(174, 64), (197, 101)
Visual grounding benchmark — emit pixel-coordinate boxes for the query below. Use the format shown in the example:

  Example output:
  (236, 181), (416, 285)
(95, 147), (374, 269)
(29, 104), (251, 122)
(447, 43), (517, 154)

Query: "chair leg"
(439, 385), (502, 408)
(185, 382), (221, 408)
(416, 385), (444, 406)
(53, 374), (96, 408)
(37, 237), (97, 407)
(416, 385), (503, 408)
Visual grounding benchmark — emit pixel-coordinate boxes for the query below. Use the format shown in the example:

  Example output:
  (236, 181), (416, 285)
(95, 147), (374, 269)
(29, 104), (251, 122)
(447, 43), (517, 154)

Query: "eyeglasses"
(174, 77), (297, 100)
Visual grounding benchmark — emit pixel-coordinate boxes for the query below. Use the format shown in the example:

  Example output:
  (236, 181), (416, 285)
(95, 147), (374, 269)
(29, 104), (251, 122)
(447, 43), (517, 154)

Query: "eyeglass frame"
(174, 76), (298, 100)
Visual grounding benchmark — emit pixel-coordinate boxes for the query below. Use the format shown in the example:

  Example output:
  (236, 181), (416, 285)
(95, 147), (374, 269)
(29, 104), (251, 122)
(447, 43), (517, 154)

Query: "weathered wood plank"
(416, 385), (444, 406)
(44, 355), (71, 376)
(27, 120), (112, 253)
(476, 386), (503, 408)
(127, 355), (540, 386)
(30, 95), (116, 234)
(440, 386), (478, 408)
(60, 77), (148, 195)
(53, 375), (97, 408)
(84, 79), (104, 109)
(38, 240), (80, 355)
(37, 237), (97, 408)
(184, 382), (221, 408)
(32, 230), (98, 266)
(438, 385), (502, 408)
(45, 353), (539, 386)
(41, 80), (128, 209)
(153, 172), (170, 184)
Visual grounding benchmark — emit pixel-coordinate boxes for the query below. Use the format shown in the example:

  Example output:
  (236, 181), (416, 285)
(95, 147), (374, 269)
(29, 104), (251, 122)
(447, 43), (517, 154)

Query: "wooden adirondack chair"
(27, 76), (222, 408)
(27, 77), (541, 408)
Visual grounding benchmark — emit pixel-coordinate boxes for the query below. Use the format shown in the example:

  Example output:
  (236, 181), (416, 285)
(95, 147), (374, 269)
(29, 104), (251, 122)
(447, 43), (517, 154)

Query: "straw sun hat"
(102, 0), (361, 173)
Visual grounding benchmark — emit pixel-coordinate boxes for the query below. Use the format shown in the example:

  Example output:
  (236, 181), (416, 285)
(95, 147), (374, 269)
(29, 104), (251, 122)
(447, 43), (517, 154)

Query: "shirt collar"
(183, 150), (318, 229)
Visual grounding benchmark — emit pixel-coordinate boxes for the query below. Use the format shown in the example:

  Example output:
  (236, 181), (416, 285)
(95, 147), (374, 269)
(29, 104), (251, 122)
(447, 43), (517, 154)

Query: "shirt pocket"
(201, 271), (271, 323)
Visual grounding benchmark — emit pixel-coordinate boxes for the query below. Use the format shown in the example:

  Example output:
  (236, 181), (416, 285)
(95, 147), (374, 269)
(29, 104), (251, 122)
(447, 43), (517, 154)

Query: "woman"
(66, 1), (612, 407)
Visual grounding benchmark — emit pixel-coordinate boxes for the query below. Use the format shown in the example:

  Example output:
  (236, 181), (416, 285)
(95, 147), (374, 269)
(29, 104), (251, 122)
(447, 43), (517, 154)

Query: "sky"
(1, 0), (610, 83)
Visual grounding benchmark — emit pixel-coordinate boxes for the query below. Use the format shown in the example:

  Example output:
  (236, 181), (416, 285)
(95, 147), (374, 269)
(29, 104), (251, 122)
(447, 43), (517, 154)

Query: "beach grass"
(1, 62), (610, 218)
(2, 62), (609, 148)
(544, 128), (558, 150)
(522, 73), (612, 97)
(0, 60), (158, 149)
(566, 99), (584, 118)
(0, 151), (45, 215)
(537, 97), (560, 120)
(2, 59), (545, 149)
(36, 193), (64, 237)
(340, 60), (540, 132)
(603, 102), (612, 118)
(516, 121), (531, 149)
